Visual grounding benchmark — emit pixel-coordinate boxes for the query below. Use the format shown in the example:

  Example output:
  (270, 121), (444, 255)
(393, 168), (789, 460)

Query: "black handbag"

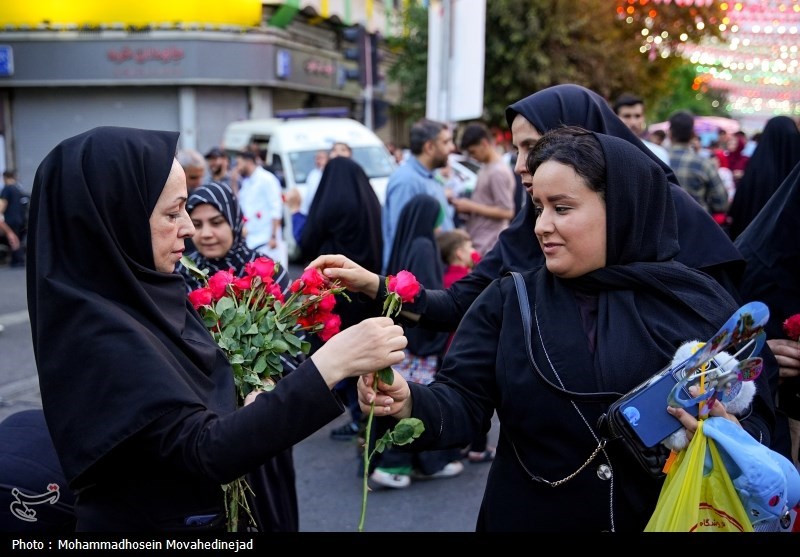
(510, 272), (669, 479)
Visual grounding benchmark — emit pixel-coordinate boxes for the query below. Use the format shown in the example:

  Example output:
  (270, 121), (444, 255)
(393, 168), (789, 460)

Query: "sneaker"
(329, 421), (359, 441)
(412, 460), (464, 480)
(369, 469), (411, 489)
(468, 448), (496, 464)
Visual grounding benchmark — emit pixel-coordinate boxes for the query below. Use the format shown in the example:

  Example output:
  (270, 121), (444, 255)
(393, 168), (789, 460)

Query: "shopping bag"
(645, 421), (753, 532)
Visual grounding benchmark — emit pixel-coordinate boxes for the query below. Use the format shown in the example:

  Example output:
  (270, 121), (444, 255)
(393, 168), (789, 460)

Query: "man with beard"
(381, 118), (455, 273)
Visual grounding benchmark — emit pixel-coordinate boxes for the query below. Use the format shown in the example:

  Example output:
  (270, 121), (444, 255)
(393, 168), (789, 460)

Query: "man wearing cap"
(204, 147), (232, 189)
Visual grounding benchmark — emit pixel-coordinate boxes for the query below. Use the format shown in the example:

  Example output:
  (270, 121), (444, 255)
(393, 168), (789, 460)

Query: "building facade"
(0, 1), (404, 181)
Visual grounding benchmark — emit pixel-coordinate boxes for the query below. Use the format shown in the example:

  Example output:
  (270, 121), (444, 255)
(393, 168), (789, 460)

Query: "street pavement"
(0, 263), (496, 532)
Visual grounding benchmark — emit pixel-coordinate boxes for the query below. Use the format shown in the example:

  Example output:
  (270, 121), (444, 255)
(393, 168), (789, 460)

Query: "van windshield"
(288, 147), (395, 184)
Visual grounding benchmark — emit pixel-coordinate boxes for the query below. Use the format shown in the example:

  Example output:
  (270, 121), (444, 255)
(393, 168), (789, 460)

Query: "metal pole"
(364, 31), (374, 130)
(438, 0), (451, 123)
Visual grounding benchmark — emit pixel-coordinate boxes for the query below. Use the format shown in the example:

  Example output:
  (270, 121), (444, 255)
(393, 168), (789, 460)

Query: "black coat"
(404, 132), (773, 532)
(27, 126), (344, 531)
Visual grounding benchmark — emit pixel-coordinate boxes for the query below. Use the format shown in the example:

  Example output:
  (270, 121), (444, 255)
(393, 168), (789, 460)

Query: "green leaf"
(253, 354), (268, 375)
(180, 256), (209, 280)
(390, 418), (425, 446)
(375, 367), (394, 386)
(373, 429), (395, 454)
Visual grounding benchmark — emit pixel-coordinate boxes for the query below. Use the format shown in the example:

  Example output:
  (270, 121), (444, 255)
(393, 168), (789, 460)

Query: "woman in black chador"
(26, 126), (406, 531)
(358, 127), (775, 532)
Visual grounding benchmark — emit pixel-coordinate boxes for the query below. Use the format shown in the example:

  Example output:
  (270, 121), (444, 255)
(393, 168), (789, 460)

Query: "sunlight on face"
(190, 203), (234, 261)
(510, 114), (542, 189)
(530, 161), (606, 279)
(150, 160), (195, 273)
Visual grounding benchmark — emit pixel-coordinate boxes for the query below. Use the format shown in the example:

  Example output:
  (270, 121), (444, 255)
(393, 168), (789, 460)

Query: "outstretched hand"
(311, 316), (406, 388)
(306, 254), (381, 299)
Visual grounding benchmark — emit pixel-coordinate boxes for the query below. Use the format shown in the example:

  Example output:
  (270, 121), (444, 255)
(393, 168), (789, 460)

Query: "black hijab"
(27, 127), (234, 486)
(477, 84), (744, 294)
(386, 193), (444, 282)
(735, 161), (800, 339)
(299, 156), (382, 274)
(726, 116), (800, 241)
(179, 181), (288, 292)
(386, 194), (448, 358)
(532, 132), (739, 395)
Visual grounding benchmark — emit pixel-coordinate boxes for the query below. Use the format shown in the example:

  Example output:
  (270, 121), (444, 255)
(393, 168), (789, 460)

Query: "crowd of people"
(2, 81), (800, 533)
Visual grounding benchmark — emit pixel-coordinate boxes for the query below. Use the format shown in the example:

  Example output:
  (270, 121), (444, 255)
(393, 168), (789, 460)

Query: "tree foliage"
(385, 0), (728, 129)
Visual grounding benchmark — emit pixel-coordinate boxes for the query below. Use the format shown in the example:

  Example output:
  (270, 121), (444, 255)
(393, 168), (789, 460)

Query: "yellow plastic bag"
(645, 421), (753, 532)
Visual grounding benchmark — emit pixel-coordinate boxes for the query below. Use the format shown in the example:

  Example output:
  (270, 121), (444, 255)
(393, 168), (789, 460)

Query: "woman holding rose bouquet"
(26, 126), (407, 531)
(178, 180), (299, 532)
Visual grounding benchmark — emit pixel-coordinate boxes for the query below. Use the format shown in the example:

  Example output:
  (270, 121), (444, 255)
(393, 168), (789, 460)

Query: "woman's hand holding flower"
(305, 254), (381, 300)
(310, 317), (407, 389)
(358, 370), (412, 420)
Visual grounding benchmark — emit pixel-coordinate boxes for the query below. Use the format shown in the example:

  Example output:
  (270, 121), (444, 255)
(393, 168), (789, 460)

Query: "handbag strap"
(509, 271), (619, 403)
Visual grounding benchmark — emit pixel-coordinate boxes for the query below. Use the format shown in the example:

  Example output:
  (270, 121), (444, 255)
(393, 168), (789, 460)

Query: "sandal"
(467, 449), (495, 463)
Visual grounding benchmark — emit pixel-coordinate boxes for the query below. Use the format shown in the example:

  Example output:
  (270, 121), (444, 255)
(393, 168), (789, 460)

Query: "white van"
(222, 117), (396, 205)
(222, 117), (396, 261)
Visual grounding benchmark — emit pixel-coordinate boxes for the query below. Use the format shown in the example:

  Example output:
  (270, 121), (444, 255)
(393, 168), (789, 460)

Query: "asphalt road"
(0, 263), (496, 533)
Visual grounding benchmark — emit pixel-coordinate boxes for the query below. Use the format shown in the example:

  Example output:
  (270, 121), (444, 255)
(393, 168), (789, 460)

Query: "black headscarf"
(477, 84), (744, 293)
(299, 156), (382, 274)
(299, 156), (383, 332)
(179, 181), (289, 292)
(726, 116), (800, 241)
(386, 194), (448, 358)
(551, 133), (739, 392)
(735, 161), (800, 340)
(27, 126), (235, 486)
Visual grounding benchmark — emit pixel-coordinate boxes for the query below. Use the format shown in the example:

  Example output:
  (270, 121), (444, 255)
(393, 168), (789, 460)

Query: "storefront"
(0, 30), (365, 181)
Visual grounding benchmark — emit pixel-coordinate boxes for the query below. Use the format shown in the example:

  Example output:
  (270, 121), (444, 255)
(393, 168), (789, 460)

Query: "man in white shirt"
(235, 151), (287, 269)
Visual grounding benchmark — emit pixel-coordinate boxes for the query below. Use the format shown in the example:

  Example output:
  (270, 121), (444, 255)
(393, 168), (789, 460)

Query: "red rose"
(318, 312), (342, 342)
(317, 292), (336, 313)
(208, 269), (235, 300)
(233, 275), (253, 292)
(188, 287), (213, 310)
(267, 282), (284, 302)
(245, 257), (276, 283)
(289, 278), (303, 293)
(387, 270), (420, 303)
(783, 314), (800, 341)
(297, 268), (327, 295)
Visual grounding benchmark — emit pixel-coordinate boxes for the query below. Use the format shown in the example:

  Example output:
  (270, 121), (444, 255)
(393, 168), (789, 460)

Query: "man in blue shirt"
(382, 118), (455, 273)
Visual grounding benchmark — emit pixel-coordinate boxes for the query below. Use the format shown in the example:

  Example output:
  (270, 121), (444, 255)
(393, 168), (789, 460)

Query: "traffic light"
(342, 24), (366, 86)
(370, 32), (384, 92)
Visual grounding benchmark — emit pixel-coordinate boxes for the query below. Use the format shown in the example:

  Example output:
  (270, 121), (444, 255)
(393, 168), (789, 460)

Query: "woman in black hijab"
(370, 194), (461, 487)
(26, 126), (407, 531)
(358, 127), (773, 532)
(725, 115), (800, 241)
(735, 161), (800, 465)
(298, 156), (384, 437)
(299, 156), (383, 330)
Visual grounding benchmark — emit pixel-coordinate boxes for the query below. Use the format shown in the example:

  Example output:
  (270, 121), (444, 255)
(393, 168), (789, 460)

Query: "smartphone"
(617, 363), (699, 448)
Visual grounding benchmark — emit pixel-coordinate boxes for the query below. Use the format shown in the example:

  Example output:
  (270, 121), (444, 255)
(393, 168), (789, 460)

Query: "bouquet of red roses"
(182, 256), (347, 531)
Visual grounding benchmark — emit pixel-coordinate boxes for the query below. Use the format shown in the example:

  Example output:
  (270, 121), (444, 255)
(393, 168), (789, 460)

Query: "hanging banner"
(1, 1), (262, 28)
